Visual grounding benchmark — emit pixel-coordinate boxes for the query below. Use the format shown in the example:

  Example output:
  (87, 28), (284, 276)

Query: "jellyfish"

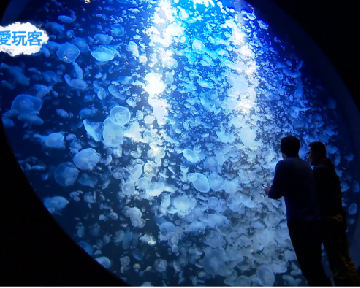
(199, 247), (227, 276)
(91, 46), (116, 61)
(102, 118), (125, 147)
(94, 33), (113, 44)
(208, 173), (224, 191)
(73, 148), (100, 170)
(78, 173), (98, 187)
(43, 196), (69, 214)
(154, 259), (167, 272)
(11, 94), (42, 115)
(189, 173), (210, 193)
(109, 105), (131, 126)
(182, 149), (200, 163)
(96, 257), (111, 269)
(171, 195), (197, 217)
(78, 241), (93, 256)
(108, 85), (125, 100)
(122, 206), (145, 228)
(256, 265), (275, 286)
(54, 162), (79, 187)
(56, 42), (80, 63)
(72, 37), (89, 52)
(34, 132), (65, 149)
(18, 113), (44, 125)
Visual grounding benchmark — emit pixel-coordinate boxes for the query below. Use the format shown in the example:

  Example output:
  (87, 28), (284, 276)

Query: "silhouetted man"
(264, 136), (331, 286)
(308, 141), (360, 286)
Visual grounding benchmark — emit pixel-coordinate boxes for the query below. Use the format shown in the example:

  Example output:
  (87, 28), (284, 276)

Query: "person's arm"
(268, 161), (288, 200)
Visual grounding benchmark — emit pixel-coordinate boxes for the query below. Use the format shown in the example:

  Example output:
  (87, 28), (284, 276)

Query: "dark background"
(0, 0), (359, 285)
(271, 0), (360, 112)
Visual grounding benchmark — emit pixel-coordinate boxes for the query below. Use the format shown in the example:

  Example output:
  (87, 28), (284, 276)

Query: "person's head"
(308, 141), (327, 165)
(280, 136), (301, 159)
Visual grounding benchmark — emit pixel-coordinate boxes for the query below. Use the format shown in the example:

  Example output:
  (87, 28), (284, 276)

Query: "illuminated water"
(0, 0), (359, 286)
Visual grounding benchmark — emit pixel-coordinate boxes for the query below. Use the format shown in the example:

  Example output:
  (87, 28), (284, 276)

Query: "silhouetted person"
(308, 141), (360, 286)
(264, 136), (332, 286)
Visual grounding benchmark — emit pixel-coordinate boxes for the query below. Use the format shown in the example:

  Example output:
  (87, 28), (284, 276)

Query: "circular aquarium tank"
(1, 0), (359, 286)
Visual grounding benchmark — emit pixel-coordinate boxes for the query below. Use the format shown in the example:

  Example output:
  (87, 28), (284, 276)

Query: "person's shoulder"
(314, 159), (331, 170)
(297, 157), (312, 167)
(282, 157), (302, 165)
(284, 157), (310, 170)
(276, 159), (287, 168)
(313, 163), (328, 175)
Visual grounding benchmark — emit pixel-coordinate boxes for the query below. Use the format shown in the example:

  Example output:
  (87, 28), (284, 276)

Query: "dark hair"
(281, 136), (300, 157)
(309, 141), (327, 161)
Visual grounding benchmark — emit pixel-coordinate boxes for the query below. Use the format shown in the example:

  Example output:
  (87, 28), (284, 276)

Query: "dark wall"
(270, 0), (360, 114)
(0, 0), (32, 25)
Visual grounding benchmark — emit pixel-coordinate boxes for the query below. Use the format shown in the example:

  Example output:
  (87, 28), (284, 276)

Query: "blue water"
(0, 0), (359, 286)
